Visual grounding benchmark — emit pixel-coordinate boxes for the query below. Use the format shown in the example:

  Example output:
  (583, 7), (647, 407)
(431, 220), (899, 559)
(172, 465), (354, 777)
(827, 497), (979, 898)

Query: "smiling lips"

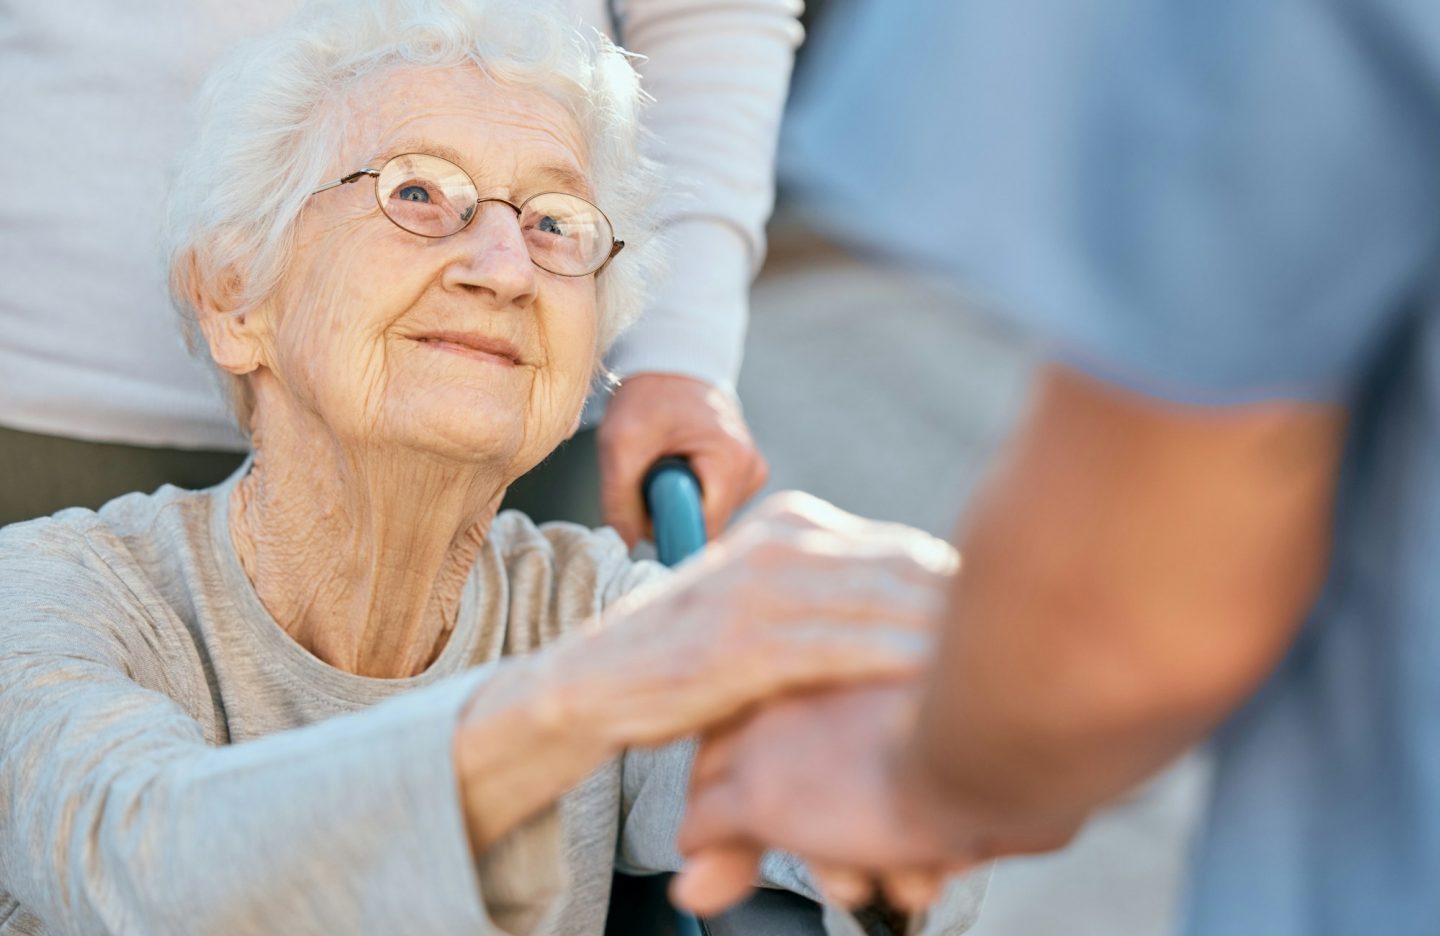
(413, 332), (524, 367)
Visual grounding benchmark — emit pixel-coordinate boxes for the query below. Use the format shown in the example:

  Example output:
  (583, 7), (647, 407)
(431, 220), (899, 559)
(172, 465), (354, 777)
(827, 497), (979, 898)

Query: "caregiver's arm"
(595, 0), (802, 545)
(911, 363), (1347, 842)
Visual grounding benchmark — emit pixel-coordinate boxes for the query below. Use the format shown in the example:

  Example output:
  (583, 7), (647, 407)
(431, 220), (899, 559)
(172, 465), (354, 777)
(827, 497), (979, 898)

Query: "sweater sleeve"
(604, 0), (804, 390)
(0, 525), (551, 936)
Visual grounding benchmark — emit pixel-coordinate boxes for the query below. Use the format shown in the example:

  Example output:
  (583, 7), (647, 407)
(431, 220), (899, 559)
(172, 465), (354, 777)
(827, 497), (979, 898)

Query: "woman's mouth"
(412, 332), (523, 367)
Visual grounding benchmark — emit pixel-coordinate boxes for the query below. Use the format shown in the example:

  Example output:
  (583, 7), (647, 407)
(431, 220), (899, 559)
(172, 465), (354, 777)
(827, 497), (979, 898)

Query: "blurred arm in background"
(673, 365), (1344, 912)
(910, 365), (1343, 850)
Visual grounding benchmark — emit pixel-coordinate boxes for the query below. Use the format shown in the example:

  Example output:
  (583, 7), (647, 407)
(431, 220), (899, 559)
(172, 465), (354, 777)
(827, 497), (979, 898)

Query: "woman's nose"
(441, 201), (537, 307)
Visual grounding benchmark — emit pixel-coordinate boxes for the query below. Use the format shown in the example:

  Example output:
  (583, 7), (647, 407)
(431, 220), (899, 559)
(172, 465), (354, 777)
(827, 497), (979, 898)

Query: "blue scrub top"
(785, 1), (1440, 932)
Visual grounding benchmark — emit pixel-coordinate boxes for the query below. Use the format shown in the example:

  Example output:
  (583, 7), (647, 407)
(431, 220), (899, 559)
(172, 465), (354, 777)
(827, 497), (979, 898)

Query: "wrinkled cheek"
(280, 312), (394, 438)
(348, 341), (396, 436)
(549, 333), (599, 424)
(524, 289), (600, 448)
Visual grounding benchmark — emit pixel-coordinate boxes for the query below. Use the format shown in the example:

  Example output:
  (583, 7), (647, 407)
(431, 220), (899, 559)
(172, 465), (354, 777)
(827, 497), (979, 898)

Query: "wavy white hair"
(166, 0), (663, 431)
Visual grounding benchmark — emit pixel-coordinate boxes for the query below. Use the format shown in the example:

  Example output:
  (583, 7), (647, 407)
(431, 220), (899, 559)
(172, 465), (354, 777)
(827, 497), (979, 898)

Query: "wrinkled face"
(252, 66), (601, 475)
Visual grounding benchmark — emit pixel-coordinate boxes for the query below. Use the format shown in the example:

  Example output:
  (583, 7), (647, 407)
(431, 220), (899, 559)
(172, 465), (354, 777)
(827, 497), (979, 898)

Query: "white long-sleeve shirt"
(0, 0), (799, 450)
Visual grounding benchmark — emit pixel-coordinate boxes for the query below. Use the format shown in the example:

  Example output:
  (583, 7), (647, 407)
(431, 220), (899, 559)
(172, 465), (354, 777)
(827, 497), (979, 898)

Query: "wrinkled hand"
(454, 495), (954, 859)
(548, 492), (957, 752)
(598, 373), (768, 547)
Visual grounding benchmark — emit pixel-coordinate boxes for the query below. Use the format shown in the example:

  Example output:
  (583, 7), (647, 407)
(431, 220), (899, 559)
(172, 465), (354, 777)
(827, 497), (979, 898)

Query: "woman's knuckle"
(750, 492), (796, 522)
(758, 490), (827, 528)
(730, 531), (792, 571)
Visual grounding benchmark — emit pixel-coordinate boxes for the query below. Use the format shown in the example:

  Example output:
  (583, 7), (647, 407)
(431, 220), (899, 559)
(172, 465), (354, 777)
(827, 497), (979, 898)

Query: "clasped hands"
(660, 503), (1083, 921)
(455, 489), (1079, 919)
(662, 495), (970, 919)
(585, 372), (1079, 918)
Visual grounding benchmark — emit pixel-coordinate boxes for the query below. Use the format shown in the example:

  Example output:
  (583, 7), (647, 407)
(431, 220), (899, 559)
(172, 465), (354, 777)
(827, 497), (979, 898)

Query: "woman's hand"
(451, 492), (956, 856)
(552, 491), (956, 751)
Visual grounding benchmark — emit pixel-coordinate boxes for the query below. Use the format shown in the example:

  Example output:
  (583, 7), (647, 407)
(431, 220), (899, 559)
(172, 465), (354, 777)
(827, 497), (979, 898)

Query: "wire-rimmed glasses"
(311, 152), (625, 277)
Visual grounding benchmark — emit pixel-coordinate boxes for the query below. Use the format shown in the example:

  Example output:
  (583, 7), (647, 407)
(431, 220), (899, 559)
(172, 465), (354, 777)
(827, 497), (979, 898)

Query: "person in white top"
(0, 0), (795, 539)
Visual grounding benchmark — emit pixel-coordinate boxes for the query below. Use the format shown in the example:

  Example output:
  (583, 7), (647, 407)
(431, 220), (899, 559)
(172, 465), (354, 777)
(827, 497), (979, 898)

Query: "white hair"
(166, 0), (663, 430)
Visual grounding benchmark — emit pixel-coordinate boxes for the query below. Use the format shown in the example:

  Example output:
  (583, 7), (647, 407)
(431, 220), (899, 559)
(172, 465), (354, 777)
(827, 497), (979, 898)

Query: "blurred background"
(737, 1), (1210, 932)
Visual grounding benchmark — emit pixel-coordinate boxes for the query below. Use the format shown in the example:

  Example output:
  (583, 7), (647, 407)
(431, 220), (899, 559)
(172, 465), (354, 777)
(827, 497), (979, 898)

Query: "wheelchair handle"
(634, 456), (709, 936)
(642, 456), (707, 567)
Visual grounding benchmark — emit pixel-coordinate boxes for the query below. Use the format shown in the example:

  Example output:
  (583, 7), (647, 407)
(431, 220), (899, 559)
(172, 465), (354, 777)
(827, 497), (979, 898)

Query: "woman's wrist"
(451, 653), (614, 854)
(531, 625), (655, 753)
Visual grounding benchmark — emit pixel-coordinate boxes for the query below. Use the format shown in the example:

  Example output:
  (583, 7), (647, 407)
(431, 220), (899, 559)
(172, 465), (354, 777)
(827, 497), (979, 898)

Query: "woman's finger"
(690, 719), (744, 788)
(670, 843), (765, 916)
(808, 862), (875, 909)
(636, 628), (925, 746)
(879, 867), (945, 912)
(750, 624), (931, 686)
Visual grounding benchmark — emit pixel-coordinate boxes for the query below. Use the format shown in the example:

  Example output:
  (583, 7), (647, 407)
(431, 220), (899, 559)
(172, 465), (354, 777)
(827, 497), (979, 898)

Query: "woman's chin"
(373, 396), (542, 469)
(330, 369), (578, 473)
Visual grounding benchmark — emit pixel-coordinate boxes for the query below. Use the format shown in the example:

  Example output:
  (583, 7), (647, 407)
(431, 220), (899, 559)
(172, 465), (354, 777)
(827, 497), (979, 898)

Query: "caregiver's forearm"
(907, 366), (1344, 835)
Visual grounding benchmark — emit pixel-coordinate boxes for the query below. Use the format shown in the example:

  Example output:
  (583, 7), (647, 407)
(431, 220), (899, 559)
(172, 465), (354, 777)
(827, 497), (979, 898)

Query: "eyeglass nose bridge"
(457, 196), (525, 230)
(458, 197), (625, 274)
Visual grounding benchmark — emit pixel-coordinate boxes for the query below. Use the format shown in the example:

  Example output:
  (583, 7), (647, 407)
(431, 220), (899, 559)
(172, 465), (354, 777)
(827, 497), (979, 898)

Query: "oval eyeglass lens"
(377, 154), (478, 237)
(520, 193), (611, 275)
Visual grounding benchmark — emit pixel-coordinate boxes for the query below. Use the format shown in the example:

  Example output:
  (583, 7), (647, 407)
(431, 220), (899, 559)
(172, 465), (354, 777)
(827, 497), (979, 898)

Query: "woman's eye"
(396, 184), (432, 203)
(537, 215), (567, 237)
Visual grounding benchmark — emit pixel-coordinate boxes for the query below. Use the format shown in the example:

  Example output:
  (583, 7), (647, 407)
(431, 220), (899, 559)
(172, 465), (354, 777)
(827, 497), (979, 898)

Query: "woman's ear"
(186, 250), (266, 376)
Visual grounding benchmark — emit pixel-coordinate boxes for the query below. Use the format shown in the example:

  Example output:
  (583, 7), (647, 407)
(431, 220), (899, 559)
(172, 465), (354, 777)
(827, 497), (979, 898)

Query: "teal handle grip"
(643, 457), (707, 567)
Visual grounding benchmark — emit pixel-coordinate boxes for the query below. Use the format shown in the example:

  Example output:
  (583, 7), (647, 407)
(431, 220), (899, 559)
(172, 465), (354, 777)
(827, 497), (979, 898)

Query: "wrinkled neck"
(228, 402), (506, 678)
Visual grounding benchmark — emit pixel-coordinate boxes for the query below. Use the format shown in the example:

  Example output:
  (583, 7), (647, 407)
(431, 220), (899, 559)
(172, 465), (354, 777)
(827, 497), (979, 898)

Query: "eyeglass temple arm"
(311, 168), (379, 195)
(596, 240), (626, 274)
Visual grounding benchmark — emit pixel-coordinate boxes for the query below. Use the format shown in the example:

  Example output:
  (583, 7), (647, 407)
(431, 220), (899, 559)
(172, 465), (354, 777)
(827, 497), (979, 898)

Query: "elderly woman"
(0, 1), (985, 934)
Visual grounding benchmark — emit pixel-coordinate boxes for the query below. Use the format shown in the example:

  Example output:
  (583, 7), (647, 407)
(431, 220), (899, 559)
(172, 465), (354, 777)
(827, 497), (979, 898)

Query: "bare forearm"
(905, 538), (1253, 832)
(905, 367), (1344, 836)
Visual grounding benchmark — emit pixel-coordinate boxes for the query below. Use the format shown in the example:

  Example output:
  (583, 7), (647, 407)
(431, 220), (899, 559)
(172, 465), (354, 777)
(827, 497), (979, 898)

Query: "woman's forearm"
(1, 655), (496, 935)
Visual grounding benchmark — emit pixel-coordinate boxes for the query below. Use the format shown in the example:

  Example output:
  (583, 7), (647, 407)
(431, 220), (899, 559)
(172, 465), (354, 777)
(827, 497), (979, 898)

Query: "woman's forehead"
(346, 67), (593, 194)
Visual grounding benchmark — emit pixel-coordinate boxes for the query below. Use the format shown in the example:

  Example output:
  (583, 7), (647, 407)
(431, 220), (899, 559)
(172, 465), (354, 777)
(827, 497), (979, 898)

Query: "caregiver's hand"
(598, 373), (768, 547)
(452, 492), (957, 853)
(672, 681), (1082, 917)
(673, 683), (957, 917)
